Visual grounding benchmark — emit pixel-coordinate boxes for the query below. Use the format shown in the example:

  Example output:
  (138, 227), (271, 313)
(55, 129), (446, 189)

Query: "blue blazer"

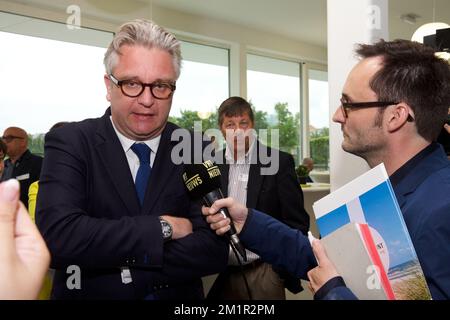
(393, 145), (450, 299)
(36, 108), (228, 299)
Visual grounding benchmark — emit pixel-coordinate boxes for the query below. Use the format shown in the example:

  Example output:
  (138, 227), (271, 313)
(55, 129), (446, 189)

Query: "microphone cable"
(230, 243), (253, 300)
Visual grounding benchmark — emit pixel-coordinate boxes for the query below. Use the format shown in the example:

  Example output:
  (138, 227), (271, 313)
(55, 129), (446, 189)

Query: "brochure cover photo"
(313, 164), (431, 300)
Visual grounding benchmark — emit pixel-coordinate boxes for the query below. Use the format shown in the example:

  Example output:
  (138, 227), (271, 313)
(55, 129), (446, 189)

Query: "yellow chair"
(29, 181), (54, 300)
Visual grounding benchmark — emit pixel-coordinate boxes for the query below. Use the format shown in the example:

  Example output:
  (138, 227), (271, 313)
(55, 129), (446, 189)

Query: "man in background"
(302, 157), (314, 183)
(0, 140), (7, 178)
(207, 96), (310, 300)
(1, 127), (42, 208)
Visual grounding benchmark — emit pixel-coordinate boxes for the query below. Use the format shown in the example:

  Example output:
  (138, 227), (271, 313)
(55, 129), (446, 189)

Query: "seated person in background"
(0, 179), (50, 300)
(0, 139), (6, 179)
(302, 157), (314, 183)
(208, 96), (310, 300)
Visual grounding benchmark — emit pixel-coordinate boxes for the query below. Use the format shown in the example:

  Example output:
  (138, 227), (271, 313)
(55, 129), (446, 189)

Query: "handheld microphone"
(183, 160), (247, 262)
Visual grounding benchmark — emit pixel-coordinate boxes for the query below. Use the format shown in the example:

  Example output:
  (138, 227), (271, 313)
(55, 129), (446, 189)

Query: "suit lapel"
(246, 142), (264, 208)
(95, 110), (141, 215)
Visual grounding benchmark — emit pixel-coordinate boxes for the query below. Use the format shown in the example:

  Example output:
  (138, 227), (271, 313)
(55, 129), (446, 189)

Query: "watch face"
(161, 219), (172, 240)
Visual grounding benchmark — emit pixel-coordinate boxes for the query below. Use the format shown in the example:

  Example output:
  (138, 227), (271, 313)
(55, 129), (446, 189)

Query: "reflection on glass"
(247, 54), (301, 164)
(308, 69), (329, 171)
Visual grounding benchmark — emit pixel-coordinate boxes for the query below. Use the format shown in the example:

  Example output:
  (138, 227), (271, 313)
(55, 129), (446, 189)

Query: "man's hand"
(444, 123), (450, 134)
(160, 215), (193, 240)
(201, 197), (248, 235)
(307, 239), (339, 294)
(0, 179), (50, 300)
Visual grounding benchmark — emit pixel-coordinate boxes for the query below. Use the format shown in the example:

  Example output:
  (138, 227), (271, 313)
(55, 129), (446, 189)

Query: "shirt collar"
(110, 116), (161, 154)
(389, 142), (438, 188)
(225, 138), (256, 164)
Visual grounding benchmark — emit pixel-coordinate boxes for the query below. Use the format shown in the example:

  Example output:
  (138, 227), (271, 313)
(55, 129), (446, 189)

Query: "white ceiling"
(5, 0), (450, 48)
(151, 0), (450, 47)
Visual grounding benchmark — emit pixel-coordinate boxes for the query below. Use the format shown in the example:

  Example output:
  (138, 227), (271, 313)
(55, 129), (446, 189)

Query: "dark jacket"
(36, 108), (228, 299)
(210, 142), (310, 296)
(1, 149), (42, 208)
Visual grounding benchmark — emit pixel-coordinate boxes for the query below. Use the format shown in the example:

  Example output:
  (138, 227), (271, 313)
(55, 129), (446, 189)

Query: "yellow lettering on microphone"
(185, 174), (203, 191)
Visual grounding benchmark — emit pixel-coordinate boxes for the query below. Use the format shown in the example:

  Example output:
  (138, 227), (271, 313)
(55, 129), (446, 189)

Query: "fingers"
(15, 201), (51, 273)
(201, 198), (235, 236)
(205, 212), (226, 224)
(207, 198), (233, 215)
(201, 206), (209, 216)
(0, 180), (20, 259)
(209, 217), (230, 231)
(202, 208), (231, 236)
(14, 201), (43, 239)
(311, 239), (328, 266)
(307, 280), (314, 294)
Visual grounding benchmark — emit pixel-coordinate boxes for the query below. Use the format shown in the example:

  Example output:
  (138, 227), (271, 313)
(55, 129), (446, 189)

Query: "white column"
(328, 0), (389, 190)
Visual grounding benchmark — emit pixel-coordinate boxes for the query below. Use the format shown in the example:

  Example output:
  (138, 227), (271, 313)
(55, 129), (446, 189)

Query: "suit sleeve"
(414, 201), (450, 299)
(36, 127), (228, 279)
(156, 201), (229, 281)
(239, 209), (317, 280)
(277, 153), (310, 234)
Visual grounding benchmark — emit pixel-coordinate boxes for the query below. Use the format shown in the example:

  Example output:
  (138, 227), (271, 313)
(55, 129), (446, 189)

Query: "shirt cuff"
(313, 276), (347, 300)
(239, 208), (254, 237)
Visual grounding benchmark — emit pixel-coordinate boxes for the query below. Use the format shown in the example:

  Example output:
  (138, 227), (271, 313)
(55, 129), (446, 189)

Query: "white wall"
(327, 0), (389, 190)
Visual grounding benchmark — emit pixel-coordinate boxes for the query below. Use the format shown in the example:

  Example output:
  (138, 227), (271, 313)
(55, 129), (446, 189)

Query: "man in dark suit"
(1, 126), (42, 208)
(36, 19), (228, 300)
(207, 96), (309, 300)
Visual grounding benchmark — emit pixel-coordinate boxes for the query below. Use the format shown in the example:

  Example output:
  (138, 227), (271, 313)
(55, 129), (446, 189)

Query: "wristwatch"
(159, 217), (173, 241)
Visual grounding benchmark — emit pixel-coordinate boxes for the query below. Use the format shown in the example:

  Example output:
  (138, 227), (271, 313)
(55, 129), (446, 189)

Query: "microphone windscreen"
(183, 160), (222, 199)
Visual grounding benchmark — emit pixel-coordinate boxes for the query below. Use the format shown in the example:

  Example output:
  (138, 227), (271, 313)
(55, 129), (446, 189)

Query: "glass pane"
(0, 12), (112, 156)
(170, 41), (229, 133)
(308, 69), (329, 171)
(247, 54), (301, 164)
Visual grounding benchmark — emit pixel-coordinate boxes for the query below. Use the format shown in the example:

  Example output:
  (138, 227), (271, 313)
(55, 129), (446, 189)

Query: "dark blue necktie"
(131, 143), (151, 205)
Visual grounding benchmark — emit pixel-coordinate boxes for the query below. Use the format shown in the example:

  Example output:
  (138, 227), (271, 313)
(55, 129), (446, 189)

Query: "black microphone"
(183, 160), (247, 262)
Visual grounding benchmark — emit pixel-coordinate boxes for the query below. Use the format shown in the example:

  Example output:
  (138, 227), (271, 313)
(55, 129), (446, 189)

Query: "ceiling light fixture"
(411, 0), (450, 62)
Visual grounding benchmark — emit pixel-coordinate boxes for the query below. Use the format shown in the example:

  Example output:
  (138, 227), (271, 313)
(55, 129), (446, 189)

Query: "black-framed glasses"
(339, 98), (399, 118)
(1, 135), (25, 143)
(109, 74), (176, 99)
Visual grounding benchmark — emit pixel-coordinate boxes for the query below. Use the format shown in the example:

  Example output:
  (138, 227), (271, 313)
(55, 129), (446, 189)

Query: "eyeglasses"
(339, 98), (399, 118)
(340, 98), (414, 121)
(109, 74), (176, 99)
(1, 135), (25, 143)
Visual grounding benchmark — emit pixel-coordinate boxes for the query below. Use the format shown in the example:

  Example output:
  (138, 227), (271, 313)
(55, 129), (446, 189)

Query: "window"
(170, 41), (229, 133)
(247, 53), (302, 164)
(308, 69), (329, 171)
(0, 12), (113, 156)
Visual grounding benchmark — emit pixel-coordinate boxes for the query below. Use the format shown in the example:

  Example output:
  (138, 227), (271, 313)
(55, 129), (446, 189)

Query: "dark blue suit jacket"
(393, 145), (450, 299)
(36, 109), (228, 299)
